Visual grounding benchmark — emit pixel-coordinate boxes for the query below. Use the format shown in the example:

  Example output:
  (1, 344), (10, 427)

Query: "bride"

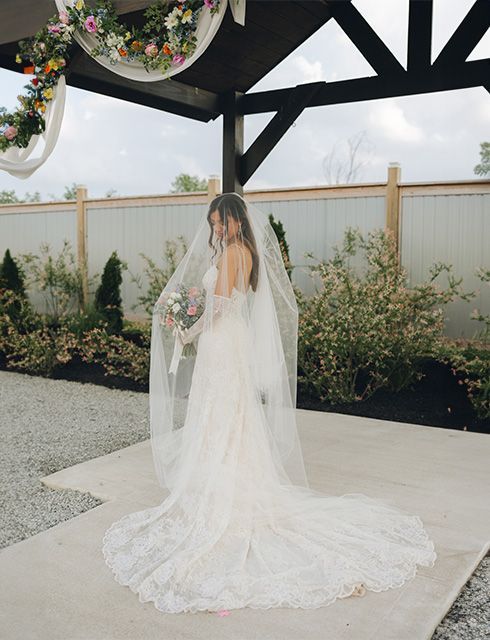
(102, 192), (437, 613)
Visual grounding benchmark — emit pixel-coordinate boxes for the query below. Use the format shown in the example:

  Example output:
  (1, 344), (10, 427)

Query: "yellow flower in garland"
(47, 58), (59, 71)
(124, 31), (131, 41)
(15, 53), (22, 64)
(75, 0), (85, 10)
(181, 8), (193, 24)
(43, 87), (54, 100)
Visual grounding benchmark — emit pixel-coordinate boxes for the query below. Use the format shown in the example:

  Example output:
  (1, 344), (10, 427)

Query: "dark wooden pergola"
(1, 0), (489, 195)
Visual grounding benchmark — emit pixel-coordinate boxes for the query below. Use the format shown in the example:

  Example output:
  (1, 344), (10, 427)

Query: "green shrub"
(94, 251), (126, 334)
(268, 213), (293, 280)
(129, 235), (188, 316)
(17, 240), (89, 322)
(298, 226), (474, 405)
(0, 249), (26, 296)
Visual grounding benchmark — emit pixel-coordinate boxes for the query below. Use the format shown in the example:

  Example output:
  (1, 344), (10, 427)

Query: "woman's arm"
(179, 247), (241, 345)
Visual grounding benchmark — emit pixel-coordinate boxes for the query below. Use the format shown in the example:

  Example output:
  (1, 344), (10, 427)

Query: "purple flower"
(172, 53), (186, 65)
(48, 24), (61, 34)
(84, 16), (97, 33)
(204, 0), (215, 7)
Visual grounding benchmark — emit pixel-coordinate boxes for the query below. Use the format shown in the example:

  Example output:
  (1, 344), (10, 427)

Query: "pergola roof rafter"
(0, 0), (488, 193)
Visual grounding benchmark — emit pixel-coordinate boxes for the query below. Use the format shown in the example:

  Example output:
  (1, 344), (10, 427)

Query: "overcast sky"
(0, 0), (488, 200)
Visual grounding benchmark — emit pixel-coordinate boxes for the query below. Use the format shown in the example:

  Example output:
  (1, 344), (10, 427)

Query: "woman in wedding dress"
(102, 192), (437, 614)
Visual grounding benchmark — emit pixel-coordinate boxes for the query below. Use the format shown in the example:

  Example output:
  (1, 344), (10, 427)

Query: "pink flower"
(217, 610), (230, 617)
(204, 0), (216, 8)
(188, 287), (199, 297)
(84, 16), (97, 32)
(48, 24), (61, 34)
(3, 126), (18, 141)
(172, 53), (186, 65)
(59, 11), (70, 24)
(166, 316), (174, 326)
(145, 43), (159, 57)
(187, 305), (197, 316)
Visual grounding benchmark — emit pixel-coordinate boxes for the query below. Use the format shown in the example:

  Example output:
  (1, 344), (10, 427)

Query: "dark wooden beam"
(0, 45), (220, 122)
(408, 0), (433, 71)
(0, 0), (155, 45)
(240, 59), (490, 115)
(433, 0), (490, 68)
(327, 0), (405, 75)
(240, 82), (324, 185)
(222, 90), (244, 195)
(65, 48), (220, 122)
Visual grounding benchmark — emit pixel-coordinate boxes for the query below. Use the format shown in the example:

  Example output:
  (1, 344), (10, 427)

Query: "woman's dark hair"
(207, 193), (259, 292)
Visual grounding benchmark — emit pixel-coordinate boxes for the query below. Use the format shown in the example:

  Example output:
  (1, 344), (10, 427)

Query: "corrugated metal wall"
(401, 192), (490, 339)
(1, 186), (488, 338)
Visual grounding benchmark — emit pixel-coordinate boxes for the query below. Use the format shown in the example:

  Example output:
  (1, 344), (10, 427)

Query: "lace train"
(102, 285), (437, 614)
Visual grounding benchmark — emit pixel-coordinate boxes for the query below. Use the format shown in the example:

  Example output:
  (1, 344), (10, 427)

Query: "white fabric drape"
(1, 0), (246, 178)
(0, 74), (66, 179)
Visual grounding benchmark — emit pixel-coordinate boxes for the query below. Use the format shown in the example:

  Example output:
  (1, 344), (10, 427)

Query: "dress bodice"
(202, 264), (248, 303)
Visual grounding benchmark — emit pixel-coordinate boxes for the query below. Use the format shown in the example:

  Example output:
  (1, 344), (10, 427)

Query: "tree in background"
(322, 130), (375, 184)
(474, 142), (490, 177)
(0, 189), (41, 204)
(268, 213), (293, 280)
(170, 173), (207, 193)
(94, 251), (125, 334)
(0, 183), (117, 203)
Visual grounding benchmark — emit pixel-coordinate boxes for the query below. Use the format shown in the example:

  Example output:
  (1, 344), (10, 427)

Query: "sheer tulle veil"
(149, 192), (308, 491)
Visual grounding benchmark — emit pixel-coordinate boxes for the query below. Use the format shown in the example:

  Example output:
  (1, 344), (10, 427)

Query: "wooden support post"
(385, 163), (401, 261)
(207, 175), (221, 202)
(222, 90), (244, 195)
(76, 184), (89, 309)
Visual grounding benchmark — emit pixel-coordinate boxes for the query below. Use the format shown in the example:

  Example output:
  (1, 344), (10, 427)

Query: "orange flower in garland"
(130, 40), (143, 52)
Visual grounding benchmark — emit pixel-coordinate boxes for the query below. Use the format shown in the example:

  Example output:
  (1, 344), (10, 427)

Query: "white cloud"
(291, 56), (324, 83)
(367, 101), (425, 143)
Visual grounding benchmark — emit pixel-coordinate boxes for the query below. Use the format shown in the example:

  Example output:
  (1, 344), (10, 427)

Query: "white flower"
(172, 302), (181, 313)
(164, 14), (178, 29)
(106, 32), (123, 47)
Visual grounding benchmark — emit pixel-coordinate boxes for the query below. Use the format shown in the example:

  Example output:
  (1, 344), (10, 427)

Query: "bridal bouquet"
(158, 284), (205, 357)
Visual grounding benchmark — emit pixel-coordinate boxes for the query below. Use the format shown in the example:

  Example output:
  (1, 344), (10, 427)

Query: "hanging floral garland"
(0, 0), (221, 152)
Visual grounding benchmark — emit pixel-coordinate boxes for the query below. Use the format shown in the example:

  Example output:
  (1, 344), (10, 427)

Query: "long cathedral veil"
(149, 193), (308, 491)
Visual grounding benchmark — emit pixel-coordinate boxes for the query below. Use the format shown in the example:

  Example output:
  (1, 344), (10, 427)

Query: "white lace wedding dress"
(102, 264), (437, 613)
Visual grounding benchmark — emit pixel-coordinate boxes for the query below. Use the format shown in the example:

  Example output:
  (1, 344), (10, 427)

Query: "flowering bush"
(434, 268), (490, 419)
(297, 227), (475, 405)
(1, 0), (221, 151)
(17, 240), (94, 323)
(129, 235), (188, 316)
(0, 289), (78, 375)
(79, 325), (150, 384)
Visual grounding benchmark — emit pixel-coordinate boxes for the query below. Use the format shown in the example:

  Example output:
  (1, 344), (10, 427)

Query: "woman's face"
(209, 209), (240, 242)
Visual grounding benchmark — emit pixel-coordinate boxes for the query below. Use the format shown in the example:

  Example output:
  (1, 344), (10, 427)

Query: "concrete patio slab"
(0, 409), (488, 640)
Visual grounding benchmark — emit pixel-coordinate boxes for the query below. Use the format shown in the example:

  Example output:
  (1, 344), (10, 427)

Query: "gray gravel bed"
(0, 369), (488, 638)
(0, 369), (149, 549)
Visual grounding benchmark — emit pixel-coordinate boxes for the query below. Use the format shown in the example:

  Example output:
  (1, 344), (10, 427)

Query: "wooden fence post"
(207, 175), (221, 202)
(385, 162), (401, 261)
(76, 185), (89, 309)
